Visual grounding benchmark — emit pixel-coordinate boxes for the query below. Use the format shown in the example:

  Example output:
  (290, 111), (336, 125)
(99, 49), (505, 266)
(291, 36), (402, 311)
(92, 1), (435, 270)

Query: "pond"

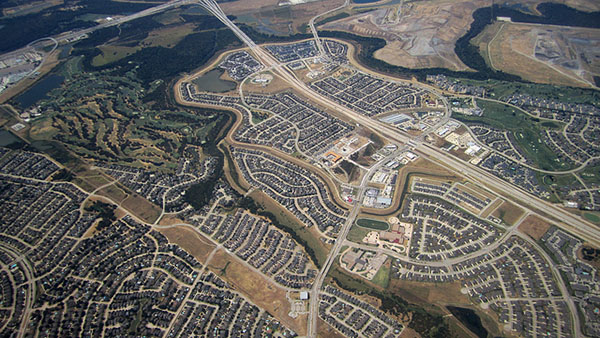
(192, 68), (237, 93)
(447, 306), (488, 338)
(14, 74), (64, 109)
(0, 130), (23, 147)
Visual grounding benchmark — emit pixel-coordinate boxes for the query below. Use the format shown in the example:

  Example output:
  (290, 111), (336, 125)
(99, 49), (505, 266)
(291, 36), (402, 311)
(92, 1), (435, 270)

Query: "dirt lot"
(322, 0), (490, 71)
(156, 225), (216, 263)
(121, 194), (161, 224)
(482, 22), (598, 88)
(518, 214), (552, 240)
(491, 200), (525, 225)
(317, 318), (346, 338)
(208, 248), (307, 335)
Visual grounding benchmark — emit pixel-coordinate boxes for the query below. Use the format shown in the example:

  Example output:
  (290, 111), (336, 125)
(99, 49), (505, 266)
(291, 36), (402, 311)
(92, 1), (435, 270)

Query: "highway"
(307, 0), (350, 59)
(194, 1), (600, 336)
(0, 0), (193, 61)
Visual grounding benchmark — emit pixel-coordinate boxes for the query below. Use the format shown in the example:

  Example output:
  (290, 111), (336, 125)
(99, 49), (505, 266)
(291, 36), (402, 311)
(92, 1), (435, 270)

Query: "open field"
(121, 194), (161, 224)
(370, 257), (390, 288)
(98, 183), (129, 204)
(347, 223), (371, 243)
(208, 248), (307, 335)
(518, 214), (552, 240)
(91, 23), (198, 66)
(492, 200), (525, 225)
(480, 22), (599, 88)
(156, 225), (216, 263)
(481, 198), (503, 218)
(317, 318), (346, 338)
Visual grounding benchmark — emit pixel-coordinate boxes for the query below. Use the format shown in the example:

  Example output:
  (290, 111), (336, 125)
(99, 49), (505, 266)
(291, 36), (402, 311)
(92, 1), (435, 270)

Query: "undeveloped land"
(322, 1), (481, 71)
(518, 214), (552, 240)
(157, 225), (216, 263)
(491, 200), (525, 225)
(483, 22), (599, 88)
(208, 248), (307, 335)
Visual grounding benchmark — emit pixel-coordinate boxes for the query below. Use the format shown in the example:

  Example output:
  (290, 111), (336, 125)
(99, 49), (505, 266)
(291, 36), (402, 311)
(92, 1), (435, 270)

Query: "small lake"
(14, 74), (64, 109)
(0, 130), (22, 147)
(447, 306), (488, 338)
(193, 68), (237, 93)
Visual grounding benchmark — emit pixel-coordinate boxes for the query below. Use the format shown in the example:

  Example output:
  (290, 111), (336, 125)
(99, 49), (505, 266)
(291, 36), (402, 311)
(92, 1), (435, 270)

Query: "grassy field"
(347, 224), (370, 243)
(370, 258), (390, 288)
(121, 195), (161, 224)
(92, 24), (196, 67)
(580, 164), (600, 185)
(584, 212), (600, 224)
(356, 218), (389, 230)
(455, 99), (572, 171)
(157, 225), (216, 263)
(491, 200), (525, 225)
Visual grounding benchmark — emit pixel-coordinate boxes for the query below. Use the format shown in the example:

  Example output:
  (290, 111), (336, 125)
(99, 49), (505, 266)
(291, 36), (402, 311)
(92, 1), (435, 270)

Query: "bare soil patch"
(157, 225), (216, 263)
(492, 200), (525, 225)
(209, 248), (307, 335)
(518, 214), (551, 240)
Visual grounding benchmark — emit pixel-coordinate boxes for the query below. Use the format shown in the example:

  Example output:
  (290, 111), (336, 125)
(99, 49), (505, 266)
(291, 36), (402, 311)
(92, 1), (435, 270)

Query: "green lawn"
(449, 77), (600, 105)
(356, 218), (389, 230)
(580, 165), (600, 185)
(370, 259), (390, 288)
(347, 224), (371, 243)
(454, 99), (573, 171)
(584, 212), (600, 224)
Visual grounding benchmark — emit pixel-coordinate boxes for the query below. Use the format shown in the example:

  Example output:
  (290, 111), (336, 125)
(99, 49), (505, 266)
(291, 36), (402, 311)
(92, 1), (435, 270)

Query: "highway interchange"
(191, 0), (599, 336)
(1, 0), (598, 336)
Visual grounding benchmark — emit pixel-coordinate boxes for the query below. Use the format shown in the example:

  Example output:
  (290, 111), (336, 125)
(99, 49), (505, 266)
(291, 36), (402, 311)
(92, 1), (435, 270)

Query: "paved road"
(194, 2), (598, 337)
(0, 0), (192, 59)
(307, 147), (406, 337)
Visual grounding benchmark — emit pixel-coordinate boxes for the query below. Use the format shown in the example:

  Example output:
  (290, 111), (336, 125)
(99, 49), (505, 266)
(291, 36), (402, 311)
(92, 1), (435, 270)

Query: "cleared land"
(518, 214), (552, 240)
(208, 248), (307, 335)
(480, 22), (599, 88)
(321, 0), (483, 71)
(121, 194), (161, 224)
(317, 318), (347, 338)
(156, 225), (216, 263)
(491, 200), (525, 225)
